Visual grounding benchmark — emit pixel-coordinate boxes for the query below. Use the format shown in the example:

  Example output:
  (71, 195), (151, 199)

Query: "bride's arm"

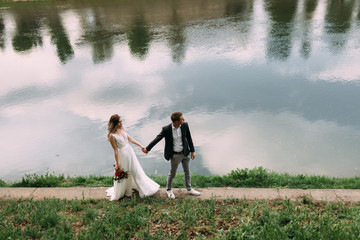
(109, 135), (120, 170)
(126, 132), (145, 149)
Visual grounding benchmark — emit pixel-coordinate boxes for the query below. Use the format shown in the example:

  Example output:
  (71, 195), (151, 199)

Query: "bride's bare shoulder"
(108, 133), (116, 141)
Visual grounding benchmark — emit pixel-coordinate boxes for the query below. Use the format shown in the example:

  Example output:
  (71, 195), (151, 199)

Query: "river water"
(1, 0), (360, 181)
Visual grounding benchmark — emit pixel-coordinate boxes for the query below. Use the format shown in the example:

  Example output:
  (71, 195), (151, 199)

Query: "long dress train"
(106, 132), (159, 201)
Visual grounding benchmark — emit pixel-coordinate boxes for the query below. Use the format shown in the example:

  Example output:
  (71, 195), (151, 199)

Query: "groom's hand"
(191, 152), (196, 160)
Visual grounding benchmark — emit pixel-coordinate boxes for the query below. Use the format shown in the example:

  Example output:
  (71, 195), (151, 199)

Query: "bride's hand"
(114, 164), (120, 171)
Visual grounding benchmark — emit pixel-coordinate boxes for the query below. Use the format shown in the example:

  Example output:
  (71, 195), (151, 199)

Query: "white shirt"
(172, 124), (183, 152)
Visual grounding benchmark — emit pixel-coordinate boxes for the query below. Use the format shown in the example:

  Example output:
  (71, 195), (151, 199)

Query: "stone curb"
(1, 187), (360, 202)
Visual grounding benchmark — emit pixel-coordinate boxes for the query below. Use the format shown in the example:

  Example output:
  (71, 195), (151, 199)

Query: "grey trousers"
(166, 153), (191, 191)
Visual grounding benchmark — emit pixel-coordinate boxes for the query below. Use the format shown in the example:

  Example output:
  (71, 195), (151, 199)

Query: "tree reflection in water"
(77, 7), (126, 64)
(11, 7), (43, 52)
(325, 0), (356, 54)
(265, 0), (298, 61)
(299, 0), (318, 59)
(3, 0), (359, 64)
(127, 15), (152, 60)
(0, 16), (5, 50)
(168, 9), (186, 63)
(46, 9), (74, 64)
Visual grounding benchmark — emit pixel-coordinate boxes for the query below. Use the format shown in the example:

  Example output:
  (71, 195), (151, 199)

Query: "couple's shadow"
(116, 188), (158, 201)
(116, 188), (197, 201)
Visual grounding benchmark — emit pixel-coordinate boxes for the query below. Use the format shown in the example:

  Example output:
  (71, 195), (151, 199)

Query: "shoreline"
(1, 167), (360, 190)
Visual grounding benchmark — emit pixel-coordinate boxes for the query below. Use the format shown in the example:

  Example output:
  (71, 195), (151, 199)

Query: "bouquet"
(113, 168), (128, 182)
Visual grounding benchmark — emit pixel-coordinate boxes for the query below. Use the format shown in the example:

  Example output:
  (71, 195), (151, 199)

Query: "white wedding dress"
(106, 132), (159, 201)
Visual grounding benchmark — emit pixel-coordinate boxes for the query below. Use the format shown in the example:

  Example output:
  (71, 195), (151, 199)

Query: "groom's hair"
(171, 112), (183, 123)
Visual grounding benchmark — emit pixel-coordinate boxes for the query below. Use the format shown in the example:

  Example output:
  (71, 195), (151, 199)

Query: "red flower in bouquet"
(113, 168), (128, 182)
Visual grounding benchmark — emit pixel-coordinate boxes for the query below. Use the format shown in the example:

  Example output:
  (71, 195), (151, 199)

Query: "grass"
(2, 167), (360, 239)
(2, 167), (360, 189)
(1, 196), (360, 239)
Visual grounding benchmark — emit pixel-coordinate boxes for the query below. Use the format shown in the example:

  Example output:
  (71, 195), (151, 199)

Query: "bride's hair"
(108, 114), (122, 139)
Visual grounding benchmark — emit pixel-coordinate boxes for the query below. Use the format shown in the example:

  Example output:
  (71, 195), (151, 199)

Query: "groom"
(143, 112), (200, 199)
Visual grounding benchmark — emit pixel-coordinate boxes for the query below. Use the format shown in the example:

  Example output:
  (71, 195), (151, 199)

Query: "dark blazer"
(146, 122), (195, 160)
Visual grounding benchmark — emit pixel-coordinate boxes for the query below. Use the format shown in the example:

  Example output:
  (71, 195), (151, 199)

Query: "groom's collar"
(172, 123), (181, 129)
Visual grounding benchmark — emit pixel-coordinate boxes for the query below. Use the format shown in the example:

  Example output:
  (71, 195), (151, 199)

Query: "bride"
(106, 114), (159, 200)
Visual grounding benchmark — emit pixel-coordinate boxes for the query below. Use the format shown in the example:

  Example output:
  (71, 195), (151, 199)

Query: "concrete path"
(1, 187), (360, 202)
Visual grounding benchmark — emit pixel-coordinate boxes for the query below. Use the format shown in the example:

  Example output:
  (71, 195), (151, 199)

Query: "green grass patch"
(1, 197), (360, 239)
(2, 167), (360, 189)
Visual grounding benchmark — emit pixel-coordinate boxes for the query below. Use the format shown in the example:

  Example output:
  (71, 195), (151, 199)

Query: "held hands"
(139, 144), (148, 154)
(142, 147), (149, 154)
(191, 152), (196, 160)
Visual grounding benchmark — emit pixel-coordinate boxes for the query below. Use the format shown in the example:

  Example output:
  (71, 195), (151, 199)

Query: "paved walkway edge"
(1, 187), (360, 202)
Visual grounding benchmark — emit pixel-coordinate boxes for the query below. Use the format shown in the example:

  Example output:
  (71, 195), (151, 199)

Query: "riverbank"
(2, 167), (360, 239)
(1, 193), (360, 239)
(2, 167), (360, 189)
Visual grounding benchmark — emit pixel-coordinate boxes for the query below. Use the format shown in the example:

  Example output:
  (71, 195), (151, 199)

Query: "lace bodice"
(112, 132), (129, 149)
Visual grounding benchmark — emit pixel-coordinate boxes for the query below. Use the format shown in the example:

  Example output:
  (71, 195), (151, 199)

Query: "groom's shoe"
(187, 189), (201, 196)
(166, 190), (175, 199)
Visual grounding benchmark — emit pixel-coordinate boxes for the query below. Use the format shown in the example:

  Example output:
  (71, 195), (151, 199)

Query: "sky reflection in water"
(1, 0), (360, 181)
